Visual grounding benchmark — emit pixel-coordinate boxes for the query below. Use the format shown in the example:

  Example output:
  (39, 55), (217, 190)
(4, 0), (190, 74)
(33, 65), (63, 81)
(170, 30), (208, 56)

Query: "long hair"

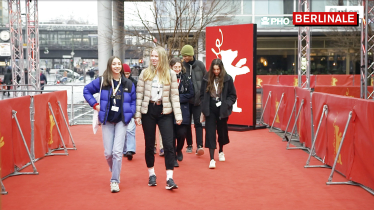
(143, 46), (170, 85)
(169, 57), (185, 74)
(102, 56), (123, 87)
(206, 58), (226, 93)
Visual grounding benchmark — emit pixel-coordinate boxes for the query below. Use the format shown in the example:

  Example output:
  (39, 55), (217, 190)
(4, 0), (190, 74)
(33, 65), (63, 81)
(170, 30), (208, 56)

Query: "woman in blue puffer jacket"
(83, 56), (136, 193)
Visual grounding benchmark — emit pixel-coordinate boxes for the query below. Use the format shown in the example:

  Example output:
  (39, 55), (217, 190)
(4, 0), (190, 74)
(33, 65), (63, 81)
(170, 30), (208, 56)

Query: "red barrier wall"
(0, 100), (15, 178)
(312, 92), (355, 177)
(278, 75), (316, 88)
(257, 75), (278, 87)
(261, 85), (294, 132)
(316, 75), (353, 86)
(314, 86), (373, 98)
(8, 96), (31, 169)
(295, 87), (312, 148)
(34, 91), (69, 159)
(349, 99), (374, 190)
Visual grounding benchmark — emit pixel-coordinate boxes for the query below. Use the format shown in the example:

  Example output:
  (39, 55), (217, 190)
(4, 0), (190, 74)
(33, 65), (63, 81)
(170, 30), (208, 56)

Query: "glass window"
(73, 32), (82, 46)
(66, 31), (72, 46)
(283, 0), (293, 14)
(49, 32), (58, 45)
(82, 32), (89, 46)
(311, 1), (328, 12)
(58, 31), (65, 46)
(243, 0), (252, 15)
(255, 0), (284, 15)
(92, 36), (98, 46)
(216, 0), (241, 15)
(40, 32), (48, 45)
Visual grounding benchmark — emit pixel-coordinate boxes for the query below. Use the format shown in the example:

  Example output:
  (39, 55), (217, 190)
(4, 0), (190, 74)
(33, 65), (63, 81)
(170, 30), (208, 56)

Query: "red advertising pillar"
(206, 24), (257, 127)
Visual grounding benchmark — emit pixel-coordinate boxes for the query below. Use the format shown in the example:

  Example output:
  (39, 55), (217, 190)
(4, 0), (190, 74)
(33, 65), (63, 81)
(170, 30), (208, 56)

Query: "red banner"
(353, 75), (361, 86)
(312, 92), (355, 176)
(314, 86), (373, 98)
(278, 75), (316, 88)
(34, 91), (69, 158)
(316, 75), (353, 86)
(257, 75), (278, 87)
(262, 85), (272, 125)
(0, 99), (15, 178)
(350, 99), (374, 190)
(261, 85), (294, 131)
(206, 24), (256, 126)
(295, 87), (312, 148)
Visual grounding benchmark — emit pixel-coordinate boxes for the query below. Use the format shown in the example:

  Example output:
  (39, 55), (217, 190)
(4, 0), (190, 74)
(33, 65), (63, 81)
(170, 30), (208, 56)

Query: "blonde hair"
(142, 46), (170, 85)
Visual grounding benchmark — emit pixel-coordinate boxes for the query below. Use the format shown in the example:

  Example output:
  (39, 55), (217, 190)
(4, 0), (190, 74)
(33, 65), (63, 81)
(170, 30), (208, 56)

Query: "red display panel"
(206, 24), (257, 126)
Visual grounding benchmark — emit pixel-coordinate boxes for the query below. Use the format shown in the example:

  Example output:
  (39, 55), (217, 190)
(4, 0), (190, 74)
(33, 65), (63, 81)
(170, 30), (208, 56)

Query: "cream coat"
(135, 69), (182, 121)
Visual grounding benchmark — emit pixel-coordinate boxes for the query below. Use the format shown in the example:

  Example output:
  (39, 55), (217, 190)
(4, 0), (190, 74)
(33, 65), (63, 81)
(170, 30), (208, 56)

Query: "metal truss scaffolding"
(26, 0), (40, 90)
(297, 0), (310, 89)
(361, 0), (374, 99)
(8, 0), (24, 96)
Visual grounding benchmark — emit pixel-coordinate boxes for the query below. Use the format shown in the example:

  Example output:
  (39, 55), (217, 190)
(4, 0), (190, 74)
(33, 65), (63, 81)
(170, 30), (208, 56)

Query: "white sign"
(325, 6), (363, 19)
(63, 55), (72, 58)
(0, 43), (10, 57)
(261, 17), (291, 26)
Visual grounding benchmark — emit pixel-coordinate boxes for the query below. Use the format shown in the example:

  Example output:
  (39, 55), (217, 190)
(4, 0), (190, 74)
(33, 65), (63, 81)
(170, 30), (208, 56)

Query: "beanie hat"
(181, 45), (194, 56)
(122, 63), (131, 73)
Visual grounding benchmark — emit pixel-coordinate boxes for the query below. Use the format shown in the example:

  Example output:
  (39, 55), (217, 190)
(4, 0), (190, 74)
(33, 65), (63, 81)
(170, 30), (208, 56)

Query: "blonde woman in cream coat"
(135, 46), (182, 190)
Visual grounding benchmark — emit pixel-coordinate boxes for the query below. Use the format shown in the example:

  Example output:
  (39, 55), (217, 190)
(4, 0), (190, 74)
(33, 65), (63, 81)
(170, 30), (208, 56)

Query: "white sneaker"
(219, 152), (225, 162)
(110, 182), (120, 193)
(209, 159), (216, 169)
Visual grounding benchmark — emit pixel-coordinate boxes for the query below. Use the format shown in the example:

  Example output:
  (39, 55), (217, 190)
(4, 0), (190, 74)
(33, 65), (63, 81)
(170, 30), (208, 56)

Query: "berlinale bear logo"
(211, 29), (250, 112)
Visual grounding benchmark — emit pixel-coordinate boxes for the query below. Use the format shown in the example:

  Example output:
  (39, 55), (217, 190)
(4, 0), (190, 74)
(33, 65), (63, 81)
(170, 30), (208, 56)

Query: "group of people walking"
(83, 45), (237, 193)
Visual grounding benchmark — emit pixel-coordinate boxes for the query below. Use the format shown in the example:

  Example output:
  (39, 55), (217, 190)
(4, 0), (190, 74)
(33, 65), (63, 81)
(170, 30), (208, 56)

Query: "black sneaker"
(186, 145), (193, 153)
(166, 178), (178, 190)
(176, 150), (183, 161)
(126, 151), (133, 160)
(196, 145), (204, 156)
(174, 159), (179, 167)
(148, 175), (157, 186)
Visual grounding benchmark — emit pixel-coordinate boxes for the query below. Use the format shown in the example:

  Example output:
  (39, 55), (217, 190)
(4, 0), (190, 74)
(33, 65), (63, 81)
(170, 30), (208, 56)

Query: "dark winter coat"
(128, 76), (137, 89)
(83, 75), (136, 125)
(182, 57), (206, 106)
(3, 70), (12, 85)
(176, 72), (194, 124)
(200, 73), (237, 119)
(40, 73), (47, 85)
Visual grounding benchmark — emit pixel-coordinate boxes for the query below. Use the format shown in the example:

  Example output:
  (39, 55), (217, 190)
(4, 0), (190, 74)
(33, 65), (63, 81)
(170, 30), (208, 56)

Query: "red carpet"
(2, 125), (374, 209)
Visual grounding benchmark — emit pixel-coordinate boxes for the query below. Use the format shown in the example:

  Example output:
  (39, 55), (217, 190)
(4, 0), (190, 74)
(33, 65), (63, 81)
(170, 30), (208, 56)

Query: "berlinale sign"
(292, 12), (359, 26)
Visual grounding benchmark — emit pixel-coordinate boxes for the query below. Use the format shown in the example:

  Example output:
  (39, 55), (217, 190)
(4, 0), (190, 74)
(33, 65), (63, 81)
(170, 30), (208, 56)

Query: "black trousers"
(173, 124), (188, 154)
(186, 104), (203, 147)
(205, 98), (229, 149)
(142, 103), (175, 170)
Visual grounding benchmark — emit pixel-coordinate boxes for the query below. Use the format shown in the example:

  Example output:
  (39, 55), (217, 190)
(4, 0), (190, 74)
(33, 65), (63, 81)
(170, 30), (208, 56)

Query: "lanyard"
(214, 79), (219, 100)
(111, 77), (121, 105)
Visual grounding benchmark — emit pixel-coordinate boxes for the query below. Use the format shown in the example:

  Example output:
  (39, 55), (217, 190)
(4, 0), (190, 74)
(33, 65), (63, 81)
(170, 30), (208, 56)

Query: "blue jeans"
(102, 121), (127, 183)
(123, 118), (136, 154)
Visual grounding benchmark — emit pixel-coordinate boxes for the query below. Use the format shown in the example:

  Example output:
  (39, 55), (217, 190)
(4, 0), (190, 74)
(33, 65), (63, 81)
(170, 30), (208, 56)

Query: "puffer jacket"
(83, 75), (136, 125)
(135, 69), (182, 121)
(182, 57), (207, 106)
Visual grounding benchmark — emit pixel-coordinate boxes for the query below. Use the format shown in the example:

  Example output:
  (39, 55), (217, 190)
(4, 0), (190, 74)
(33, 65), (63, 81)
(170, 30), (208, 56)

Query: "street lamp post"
(71, 50), (75, 70)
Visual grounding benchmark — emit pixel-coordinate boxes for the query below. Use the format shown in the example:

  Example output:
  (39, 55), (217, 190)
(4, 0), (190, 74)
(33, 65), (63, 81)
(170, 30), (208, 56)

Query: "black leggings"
(142, 104), (175, 170)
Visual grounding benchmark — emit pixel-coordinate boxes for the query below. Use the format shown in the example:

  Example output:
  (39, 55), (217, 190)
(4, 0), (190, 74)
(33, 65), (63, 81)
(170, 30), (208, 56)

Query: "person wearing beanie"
(122, 63), (137, 161)
(180, 44), (207, 156)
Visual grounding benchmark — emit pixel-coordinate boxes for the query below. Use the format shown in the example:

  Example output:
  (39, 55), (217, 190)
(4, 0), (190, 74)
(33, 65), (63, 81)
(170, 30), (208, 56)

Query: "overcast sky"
(36, 1), (152, 25)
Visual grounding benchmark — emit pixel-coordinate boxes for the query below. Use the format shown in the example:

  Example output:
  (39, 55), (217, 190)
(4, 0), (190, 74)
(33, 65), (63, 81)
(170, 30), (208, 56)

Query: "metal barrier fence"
(1, 83), (264, 126)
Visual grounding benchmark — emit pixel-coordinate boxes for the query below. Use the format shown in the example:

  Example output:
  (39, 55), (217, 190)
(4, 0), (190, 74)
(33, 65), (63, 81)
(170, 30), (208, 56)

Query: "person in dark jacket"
(170, 57), (194, 167)
(3, 67), (12, 96)
(200, 58), (237, 169)
(40, 71), (47, 93)
(83, 56), (136, 193)
(122, 63), (137, 161)
(181, 44), (206, 156)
